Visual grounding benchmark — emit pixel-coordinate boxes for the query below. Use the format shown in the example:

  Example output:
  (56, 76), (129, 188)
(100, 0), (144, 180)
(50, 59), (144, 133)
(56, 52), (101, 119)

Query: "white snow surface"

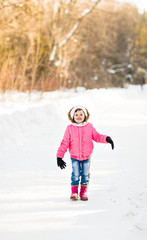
(0, 85), (147, 240)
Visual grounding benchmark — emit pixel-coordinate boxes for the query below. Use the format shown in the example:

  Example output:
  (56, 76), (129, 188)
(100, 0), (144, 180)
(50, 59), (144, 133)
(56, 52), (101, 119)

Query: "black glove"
(106, 137), (114, 150)
(57, 157), (66, 169)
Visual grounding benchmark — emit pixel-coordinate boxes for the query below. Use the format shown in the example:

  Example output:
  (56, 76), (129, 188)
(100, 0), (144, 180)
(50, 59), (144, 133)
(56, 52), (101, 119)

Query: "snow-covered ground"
(0, 85), (147, 240)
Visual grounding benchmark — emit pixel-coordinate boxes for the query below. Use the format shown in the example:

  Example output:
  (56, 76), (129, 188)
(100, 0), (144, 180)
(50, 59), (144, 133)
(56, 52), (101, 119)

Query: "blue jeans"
(71, 158), (91, 186)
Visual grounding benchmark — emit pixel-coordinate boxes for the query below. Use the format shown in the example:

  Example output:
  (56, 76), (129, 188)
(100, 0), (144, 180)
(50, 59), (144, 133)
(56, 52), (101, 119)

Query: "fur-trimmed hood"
(68, 106), (90, 123)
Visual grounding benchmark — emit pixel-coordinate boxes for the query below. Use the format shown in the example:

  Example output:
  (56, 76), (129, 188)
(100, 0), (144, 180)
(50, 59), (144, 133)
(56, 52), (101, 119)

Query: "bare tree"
(0, 0), (145, 92)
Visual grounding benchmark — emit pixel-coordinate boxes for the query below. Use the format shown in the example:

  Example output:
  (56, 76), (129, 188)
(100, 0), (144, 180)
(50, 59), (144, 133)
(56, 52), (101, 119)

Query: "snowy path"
(0, 85), (147, 240)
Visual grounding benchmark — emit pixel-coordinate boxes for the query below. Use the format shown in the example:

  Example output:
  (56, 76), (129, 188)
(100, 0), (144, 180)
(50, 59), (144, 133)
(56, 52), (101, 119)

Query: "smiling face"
(73, 109), (85, 124)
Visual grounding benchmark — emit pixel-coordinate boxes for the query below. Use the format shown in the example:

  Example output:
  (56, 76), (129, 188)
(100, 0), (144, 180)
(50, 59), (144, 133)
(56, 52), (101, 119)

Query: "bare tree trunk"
(29, 33), (41, 96)
(19, 47), (31, 92)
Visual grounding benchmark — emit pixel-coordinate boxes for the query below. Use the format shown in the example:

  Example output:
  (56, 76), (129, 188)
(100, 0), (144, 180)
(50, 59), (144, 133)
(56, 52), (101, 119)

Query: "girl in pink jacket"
(56, 106), (114, 201)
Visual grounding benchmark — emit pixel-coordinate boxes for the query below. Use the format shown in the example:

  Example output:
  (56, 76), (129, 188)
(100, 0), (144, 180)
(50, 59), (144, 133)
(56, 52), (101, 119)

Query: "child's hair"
(68, 107), (90, 123)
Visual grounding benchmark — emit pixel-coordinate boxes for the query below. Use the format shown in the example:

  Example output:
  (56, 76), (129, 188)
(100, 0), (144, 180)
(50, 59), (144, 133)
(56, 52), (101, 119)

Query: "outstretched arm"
(56, 126), (70, 169)
(57, 126), (70, 158)
(92, 125), (108, 143)
(92, 125), (114, 150)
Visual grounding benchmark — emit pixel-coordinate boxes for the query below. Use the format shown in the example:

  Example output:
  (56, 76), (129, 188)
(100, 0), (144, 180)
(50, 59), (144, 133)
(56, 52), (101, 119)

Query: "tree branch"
(49, 0), (102, 62)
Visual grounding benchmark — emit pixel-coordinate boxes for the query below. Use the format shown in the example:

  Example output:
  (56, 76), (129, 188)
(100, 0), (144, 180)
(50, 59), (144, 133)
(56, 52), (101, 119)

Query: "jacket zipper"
(79, 127), (82, 159)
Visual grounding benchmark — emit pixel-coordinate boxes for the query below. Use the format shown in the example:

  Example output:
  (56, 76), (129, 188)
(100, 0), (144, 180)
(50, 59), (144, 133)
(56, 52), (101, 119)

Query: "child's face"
(74, 110), (85, 124)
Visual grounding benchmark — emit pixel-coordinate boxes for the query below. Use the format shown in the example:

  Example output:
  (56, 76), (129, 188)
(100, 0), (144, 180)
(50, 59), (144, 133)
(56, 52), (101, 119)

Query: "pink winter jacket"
(57, 122), (108, 161)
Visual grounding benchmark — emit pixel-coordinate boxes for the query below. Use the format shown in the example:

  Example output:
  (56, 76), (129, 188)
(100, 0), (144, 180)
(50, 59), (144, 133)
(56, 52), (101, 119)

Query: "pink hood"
(57, 122), (108, 161)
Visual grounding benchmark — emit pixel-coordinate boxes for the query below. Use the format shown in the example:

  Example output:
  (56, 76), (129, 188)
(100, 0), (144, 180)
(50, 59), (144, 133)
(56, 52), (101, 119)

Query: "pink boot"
(70, 185), (78, 200)
(80, 185), (88, 201)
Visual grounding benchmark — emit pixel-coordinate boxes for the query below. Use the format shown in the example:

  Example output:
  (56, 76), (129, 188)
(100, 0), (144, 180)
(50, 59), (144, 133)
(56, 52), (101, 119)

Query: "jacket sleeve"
(91, 124), (108, 143)
(56, 126), (70, 158)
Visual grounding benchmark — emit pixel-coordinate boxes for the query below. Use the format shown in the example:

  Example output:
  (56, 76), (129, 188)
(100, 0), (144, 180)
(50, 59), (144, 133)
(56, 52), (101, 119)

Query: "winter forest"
(0, 0), (147, 93)
(0, 1), (147, 240)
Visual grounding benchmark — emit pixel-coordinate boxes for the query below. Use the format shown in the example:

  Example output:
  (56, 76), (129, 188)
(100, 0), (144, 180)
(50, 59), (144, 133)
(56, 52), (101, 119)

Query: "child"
(56, 106), (114, 201)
